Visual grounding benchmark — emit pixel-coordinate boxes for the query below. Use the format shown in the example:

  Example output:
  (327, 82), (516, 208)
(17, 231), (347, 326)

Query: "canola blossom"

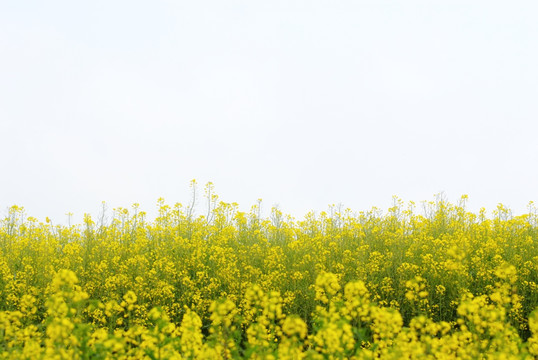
(1, 193), (538, 359)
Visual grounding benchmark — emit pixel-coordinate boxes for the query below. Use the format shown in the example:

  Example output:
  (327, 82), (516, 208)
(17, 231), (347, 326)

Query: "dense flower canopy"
(1, 194), (538, 359)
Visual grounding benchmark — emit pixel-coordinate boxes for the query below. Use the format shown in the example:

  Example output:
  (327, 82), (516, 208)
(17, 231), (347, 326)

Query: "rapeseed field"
(2, 188), (538, 359)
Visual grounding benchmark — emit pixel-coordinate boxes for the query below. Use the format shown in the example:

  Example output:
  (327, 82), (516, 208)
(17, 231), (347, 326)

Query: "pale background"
(1, 1), (537, 224)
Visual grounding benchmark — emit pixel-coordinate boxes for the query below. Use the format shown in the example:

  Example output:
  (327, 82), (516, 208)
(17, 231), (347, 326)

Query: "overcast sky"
(1, 1), (538, 224)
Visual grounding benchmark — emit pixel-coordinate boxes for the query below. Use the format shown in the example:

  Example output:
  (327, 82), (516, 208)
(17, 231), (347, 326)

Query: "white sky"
(1, 1), (538, 224)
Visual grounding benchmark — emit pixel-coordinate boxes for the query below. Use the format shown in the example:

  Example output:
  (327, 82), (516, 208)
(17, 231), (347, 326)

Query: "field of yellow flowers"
(2, 190), (538, 359)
